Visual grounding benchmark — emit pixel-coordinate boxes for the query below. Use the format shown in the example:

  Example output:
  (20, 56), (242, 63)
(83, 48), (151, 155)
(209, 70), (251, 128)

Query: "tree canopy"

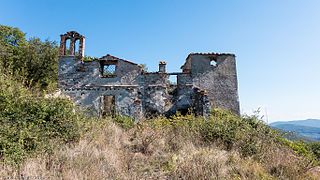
(0, 25), (26, 47)
(0, 25), (59, 90)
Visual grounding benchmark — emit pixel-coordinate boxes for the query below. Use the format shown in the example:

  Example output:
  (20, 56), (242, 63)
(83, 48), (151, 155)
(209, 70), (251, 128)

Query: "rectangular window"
(103, 64), (116, 76)
(100, 60), (117, 77)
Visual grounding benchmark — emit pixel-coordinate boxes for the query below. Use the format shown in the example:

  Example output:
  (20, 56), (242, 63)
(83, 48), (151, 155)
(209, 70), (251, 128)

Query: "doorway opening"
(101, 95), (115, 117)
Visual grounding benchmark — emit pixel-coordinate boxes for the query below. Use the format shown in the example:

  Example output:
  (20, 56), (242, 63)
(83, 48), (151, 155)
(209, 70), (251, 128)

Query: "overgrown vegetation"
(83, 55), (98, 62)
(1, 24), (320, 179)
(0, 69), (88, 166)
(0, 25), (59, 90)
(2, 105), (319, 179)
(0, 25), (88, 166)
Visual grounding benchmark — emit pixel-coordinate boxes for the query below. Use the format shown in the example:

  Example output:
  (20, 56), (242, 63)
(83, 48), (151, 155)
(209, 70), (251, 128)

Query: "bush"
(149, 109), (279, 157)
(113, 114), (134, 129)
(0, 71), (85, 165)
(310, 142), (320, 159)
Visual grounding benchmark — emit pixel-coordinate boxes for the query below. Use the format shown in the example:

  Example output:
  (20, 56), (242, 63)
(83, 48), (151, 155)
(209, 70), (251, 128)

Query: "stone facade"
(58, 31), (240, 120)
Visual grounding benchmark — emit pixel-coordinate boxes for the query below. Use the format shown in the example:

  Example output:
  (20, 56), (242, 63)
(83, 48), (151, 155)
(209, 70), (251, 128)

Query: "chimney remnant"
(159, 61), (166, 73)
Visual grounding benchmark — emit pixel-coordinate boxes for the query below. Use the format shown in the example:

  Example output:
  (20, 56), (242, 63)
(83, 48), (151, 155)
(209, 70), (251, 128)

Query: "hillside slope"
(273, 127), (318, 142)
(1, 106), (320, 179)
(0, 68), (319, 179)
(270, 120), (320, 141)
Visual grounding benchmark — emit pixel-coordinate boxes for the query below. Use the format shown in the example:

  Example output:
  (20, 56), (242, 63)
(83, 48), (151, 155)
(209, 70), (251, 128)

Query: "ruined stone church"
(58, 31), (240, 120)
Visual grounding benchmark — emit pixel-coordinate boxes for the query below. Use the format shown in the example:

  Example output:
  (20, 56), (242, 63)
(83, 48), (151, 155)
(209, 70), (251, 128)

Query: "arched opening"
(59, 31), (85, 57)
(74, 39), (80, 56)
(65, 39), (71, 55)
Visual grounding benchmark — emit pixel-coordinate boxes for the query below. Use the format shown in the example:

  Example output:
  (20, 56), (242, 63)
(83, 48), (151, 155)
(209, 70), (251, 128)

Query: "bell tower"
(59, 31), (85, 58)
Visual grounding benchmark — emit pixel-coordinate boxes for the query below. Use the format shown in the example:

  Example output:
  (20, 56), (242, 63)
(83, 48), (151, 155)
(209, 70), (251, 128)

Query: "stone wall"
(141, 73), (170, 115)
(186, 54), (240, 114)
(60, 86), (142, 120)
(57, 31), (240, 119)
(58, 57), (142, 89)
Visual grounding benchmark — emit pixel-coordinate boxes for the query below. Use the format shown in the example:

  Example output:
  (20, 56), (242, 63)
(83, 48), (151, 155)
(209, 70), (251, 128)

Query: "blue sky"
(1, 0), (319, 122)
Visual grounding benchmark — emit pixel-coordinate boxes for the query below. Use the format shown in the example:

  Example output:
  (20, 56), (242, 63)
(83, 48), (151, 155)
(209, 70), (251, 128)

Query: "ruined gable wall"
(190, 55), (240, 114)
(58, 56), (143, 118)
(58, 57), (142, 89)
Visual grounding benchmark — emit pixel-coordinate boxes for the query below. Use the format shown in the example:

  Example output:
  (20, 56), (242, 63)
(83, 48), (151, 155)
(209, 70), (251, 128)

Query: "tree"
(19, 38), (59, 89)
(0, 25), (26, 70)
(0, 24), (59, 89)
(0, 25), (26, 47)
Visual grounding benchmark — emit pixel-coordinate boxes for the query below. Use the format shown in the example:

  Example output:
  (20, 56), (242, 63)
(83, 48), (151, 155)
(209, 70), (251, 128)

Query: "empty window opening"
(65, 39), (71, 55)
(168, 75), (177, 85)
(101, 95), (115, 117)
(74, 39), (79, 56)
(103, 64), (116, 76)
(210, 60), (217, 66)
(168, 75), (178, 96)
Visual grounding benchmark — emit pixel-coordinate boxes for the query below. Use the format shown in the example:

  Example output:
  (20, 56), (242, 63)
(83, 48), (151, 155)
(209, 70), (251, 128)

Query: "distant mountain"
(270, 119), (320, 141)
(270, 119), (320, 128)
(272, 127), (318, 143)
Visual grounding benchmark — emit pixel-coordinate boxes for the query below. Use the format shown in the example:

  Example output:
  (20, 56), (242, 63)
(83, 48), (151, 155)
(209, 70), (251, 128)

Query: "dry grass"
(1, 119), (320, 179)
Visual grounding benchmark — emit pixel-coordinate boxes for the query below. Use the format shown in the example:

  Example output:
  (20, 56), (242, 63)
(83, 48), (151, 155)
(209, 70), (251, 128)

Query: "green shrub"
(0, 71), (85, 165)
(113, 114), (134, 129)
(83, 55), (98, 62)
(310, 142), (320, 159)
(281, 139), (320, 166)
(149, 109), (284, 158)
